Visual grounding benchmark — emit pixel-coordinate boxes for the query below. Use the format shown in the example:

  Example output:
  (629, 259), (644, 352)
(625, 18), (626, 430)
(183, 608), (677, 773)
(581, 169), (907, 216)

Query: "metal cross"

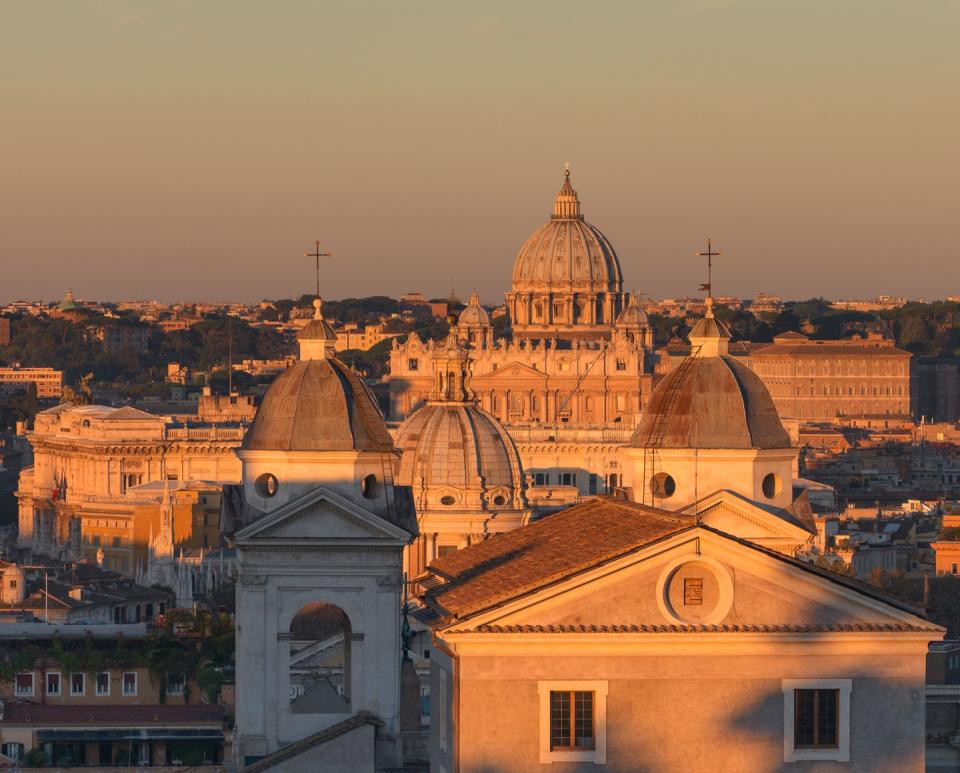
(696, 238), (722, 297)
(563, 161), (571, 177)
(303, 240), (333, 298)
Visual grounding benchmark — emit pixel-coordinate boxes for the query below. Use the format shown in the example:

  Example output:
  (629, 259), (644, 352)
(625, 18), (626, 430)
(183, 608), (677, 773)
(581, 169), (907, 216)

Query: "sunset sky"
(2, 1), (958, 304)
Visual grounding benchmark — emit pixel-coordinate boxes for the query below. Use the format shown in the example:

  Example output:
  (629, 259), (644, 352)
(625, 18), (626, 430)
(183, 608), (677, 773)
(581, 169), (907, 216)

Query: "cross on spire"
(696, 238), (722, 299)
(303, 240), (333, 299)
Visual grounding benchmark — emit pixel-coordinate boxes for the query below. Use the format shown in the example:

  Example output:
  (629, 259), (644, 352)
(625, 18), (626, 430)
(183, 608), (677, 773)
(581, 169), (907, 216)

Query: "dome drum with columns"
(387, 170), (654, 440)
(505, 170), (628, 339)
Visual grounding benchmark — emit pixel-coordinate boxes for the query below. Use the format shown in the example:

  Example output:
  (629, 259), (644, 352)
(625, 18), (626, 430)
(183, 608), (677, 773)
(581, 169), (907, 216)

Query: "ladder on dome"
(641, 345), (701, 506)
(379, 450), (398, 522)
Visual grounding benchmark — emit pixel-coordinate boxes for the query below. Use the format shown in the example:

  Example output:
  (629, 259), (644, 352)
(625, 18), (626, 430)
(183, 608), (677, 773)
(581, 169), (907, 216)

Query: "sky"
(2, 0), (959, 305)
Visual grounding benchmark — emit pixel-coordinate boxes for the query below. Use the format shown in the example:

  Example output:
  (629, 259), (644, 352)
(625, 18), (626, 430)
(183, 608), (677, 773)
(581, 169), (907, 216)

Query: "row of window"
(758, 361), (907, 377)
(14, 671), (185, 698)
(786, 385), (905, 397)
(83, 535), (129, 547)
(538, 680), (850, 764)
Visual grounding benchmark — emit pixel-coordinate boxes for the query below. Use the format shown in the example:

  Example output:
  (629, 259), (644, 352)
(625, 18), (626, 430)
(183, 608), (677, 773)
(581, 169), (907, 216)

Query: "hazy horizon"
(3, 1), (958, 305)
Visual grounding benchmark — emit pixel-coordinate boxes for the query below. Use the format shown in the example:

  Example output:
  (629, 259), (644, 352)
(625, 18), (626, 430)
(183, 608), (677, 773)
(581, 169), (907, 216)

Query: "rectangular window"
(794, 689), (839, 748)
(783, 679), (851, 762)
(96, 672), (110, 696)
(15, 673), (34, 696)
(167, 672), (186, 695)
(1, 743), (24, 762)
(550, 691), (595, 751)
(46, 672), (61, 696)
(407, 358), (419, 371)
(122, 672), (137, 696)
(539, 681), (607, 764)
(71, 672), (85, 695)
(952, 563), (958, 576)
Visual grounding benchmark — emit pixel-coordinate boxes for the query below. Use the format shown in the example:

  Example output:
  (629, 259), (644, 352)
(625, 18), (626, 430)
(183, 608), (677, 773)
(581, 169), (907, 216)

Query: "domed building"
(395, 319), (530, 578)
(626, 296), (799, 514)
(457, 291), (493, 346)
(239, 298), (399, 512)
(232, 297), (416, 770)
(506, 169), (626, 339)
(387, 170), (654, 500)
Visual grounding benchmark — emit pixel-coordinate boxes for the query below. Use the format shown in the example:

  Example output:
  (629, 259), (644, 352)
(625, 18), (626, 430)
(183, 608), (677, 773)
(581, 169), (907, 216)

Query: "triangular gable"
(234, 486), (411, 546)
(443, 526), (937, 635)
(681, 489), (814, 551)
(472, 361), (548, 384)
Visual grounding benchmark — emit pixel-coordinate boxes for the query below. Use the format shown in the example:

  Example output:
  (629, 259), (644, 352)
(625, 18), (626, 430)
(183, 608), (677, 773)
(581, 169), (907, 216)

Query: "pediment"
(681, 489), (814, 547)
(472, 361), (548, 384)
(449, 528), (934, 635)
(234, 486), (410, 546)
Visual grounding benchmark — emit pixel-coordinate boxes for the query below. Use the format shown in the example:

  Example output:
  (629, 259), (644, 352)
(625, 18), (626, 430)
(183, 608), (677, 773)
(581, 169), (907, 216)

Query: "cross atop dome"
(552, 165), (582, 220)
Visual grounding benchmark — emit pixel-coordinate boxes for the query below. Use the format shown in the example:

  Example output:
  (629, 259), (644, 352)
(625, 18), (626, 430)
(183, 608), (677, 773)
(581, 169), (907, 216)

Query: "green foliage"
(940, 528), (960, 542)
(0, 381), (38, 429)
(24, 747), (48, 767)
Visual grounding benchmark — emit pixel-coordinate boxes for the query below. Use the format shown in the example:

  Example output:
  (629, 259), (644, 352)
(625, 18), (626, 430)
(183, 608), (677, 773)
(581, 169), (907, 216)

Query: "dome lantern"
(297, 297), (338, 361)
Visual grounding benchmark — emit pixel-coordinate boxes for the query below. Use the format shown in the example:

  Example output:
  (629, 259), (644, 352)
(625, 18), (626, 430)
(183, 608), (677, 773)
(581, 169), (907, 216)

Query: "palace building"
(16, 404), (243, 563)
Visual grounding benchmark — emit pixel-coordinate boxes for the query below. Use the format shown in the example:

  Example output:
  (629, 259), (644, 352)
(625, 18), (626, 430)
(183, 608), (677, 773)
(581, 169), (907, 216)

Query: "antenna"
(227, 317), (233, 395)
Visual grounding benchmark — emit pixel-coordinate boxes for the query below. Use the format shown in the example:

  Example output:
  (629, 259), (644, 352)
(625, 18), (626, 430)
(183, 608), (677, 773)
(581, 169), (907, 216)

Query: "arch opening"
(288, 603), (352, 714)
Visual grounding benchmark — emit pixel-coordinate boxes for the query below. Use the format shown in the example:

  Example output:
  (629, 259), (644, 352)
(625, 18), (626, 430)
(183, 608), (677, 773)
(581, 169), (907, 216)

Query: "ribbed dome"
(630, 355), (790, 450)
(395, 403), (524, 505)
(243, 358), (393, 452)
(458, 292), (491, 328)
(511, 171), (622, 293)
(616, 297), (649, 328)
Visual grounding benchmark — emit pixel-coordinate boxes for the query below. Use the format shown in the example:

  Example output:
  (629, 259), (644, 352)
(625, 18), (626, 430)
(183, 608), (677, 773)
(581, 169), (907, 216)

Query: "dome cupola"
(395, 317), (529, 578)
(506, 168), (627, 339)
(626, 294), (796, 510)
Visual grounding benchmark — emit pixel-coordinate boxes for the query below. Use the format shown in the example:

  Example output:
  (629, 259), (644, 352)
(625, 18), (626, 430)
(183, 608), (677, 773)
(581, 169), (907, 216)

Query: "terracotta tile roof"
(420, 498), (695, 620)
(450, 623), (942, 634)
(0, 704), (224, 725)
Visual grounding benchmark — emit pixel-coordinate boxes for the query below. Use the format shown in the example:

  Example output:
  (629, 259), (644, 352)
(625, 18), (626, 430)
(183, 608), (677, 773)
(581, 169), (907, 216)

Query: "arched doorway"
(288, 603), (352, 714)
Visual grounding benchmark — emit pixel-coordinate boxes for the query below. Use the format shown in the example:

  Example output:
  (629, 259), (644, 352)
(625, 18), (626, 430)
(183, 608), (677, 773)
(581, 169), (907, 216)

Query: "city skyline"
(3, 1), (958, 303)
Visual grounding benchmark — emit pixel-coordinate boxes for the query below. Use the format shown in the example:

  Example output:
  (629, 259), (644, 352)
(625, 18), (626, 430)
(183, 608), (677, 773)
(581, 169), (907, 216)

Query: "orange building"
(749, 331), (912, 421)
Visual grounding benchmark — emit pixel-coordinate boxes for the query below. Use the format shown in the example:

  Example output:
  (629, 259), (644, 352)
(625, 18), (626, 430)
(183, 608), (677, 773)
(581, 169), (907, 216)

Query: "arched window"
(289, 603), (352, 714)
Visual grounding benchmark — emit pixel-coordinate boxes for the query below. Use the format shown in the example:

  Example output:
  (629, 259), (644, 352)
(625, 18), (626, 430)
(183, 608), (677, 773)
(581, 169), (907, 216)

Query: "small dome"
(297, 298), (337, 343)
(395, 403), (524, 498)
(511, 171), (622, 293)
(616, 296), (649, 328)
(57, 288), (83, 312)
(630, 355), (790, 450)
(243, 358), (393, 452)
(458, 292), (490, 328)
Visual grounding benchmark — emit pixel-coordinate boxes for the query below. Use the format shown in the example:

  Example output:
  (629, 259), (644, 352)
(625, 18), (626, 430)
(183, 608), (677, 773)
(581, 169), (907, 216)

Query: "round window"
(440, 495), (456, 506)
(762, 473), (782, 499)
(493, 495), (506, 506)
(255, 473), (279, 498)
(650, 472), (676, 499)
(361, 474), (379, 500)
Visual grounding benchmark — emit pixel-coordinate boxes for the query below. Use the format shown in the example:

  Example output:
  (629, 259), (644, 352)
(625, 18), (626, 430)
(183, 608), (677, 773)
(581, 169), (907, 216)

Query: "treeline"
(0, 315), (287, 384)
(653, 298), (960, 358)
